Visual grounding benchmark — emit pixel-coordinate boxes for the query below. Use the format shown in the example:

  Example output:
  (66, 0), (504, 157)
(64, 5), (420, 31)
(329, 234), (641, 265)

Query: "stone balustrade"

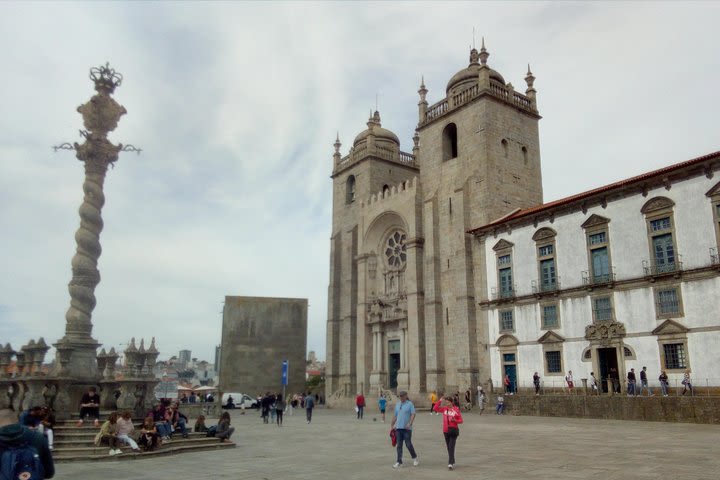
(333, 143), (417, 176)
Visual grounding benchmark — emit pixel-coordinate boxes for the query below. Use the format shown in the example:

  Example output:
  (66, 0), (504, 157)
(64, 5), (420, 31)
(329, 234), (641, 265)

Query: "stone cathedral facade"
(326, 43), (544, 401)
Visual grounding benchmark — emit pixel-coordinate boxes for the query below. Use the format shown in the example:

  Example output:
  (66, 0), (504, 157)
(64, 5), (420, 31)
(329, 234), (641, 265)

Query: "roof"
(468, 149), (720, 235)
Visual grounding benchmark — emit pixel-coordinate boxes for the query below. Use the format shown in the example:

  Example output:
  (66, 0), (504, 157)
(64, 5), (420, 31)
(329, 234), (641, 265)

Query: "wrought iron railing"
(643, 255), (683, 276)
(582, 267), (616, 286)
(532, 277), (561, 294)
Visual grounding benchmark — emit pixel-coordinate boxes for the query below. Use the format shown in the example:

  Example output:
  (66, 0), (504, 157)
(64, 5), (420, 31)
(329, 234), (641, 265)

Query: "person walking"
(275, 394), (286, 426)
(495, 394), (505, 415)
(533, 372), (541, 395)
(477, 387), (486, 414)
(659, 370), (669, 397)
(304, 392), (315, 423)
(378, 394), (387, 422)
(627, 368), (637, 396)
(434, 395), (464, 470)
(639, 366), (653, 396)
(429, 390), (438, 415)
(390, 390), (419, 469)
(681, 370), (694, 396)
(356, 392), (365, 420)
(565, 370), (575, 394)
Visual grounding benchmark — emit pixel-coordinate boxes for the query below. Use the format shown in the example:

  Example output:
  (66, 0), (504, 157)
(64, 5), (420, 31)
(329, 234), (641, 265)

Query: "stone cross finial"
(479, 37), (489, 65)
(334, 132), (341, 154)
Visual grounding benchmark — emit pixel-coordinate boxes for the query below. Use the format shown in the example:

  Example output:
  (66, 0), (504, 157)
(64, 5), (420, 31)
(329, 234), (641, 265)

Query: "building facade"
(470, 151), (720, 393)
(326, 43), (544, 400)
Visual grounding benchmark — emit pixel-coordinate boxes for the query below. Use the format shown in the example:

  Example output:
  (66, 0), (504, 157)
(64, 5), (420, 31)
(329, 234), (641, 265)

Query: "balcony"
(491, 285), (517, 301)
(582, 267), (616, 287)
(532, 277), (561, 295)
(642, 255), (683, 278)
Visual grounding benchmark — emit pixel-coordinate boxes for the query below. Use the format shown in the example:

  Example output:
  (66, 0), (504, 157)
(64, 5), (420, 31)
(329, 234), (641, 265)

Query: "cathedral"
(326, 42), (720, 402)
(326, 41), (544, 400)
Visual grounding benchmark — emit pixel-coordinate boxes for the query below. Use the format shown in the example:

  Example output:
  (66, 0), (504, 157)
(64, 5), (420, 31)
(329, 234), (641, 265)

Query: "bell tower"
(416, 40), (544, 393)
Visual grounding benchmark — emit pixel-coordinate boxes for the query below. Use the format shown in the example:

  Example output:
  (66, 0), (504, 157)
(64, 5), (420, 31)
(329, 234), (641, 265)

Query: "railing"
(451, 84), (480, 107)
(532, 277), (561, 294)
(489, 80), (508, 101)
(513, 91), (532, 110)
(582, 267), (616, 286)
(399, 151), (416, 165)
(488, 377), (720, 397)
(643, 255), (683, 276)
(426, 99), (449, 122)
(491, 285), (517, 301)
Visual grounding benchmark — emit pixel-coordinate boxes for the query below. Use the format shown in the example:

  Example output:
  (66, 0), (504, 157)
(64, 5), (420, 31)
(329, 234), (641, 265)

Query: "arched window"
(521, 146), (528, 164)
(501, 139), (508, 158)
(442, 123), (458, 161)
(382, 184), (390, 197)
(346, 175), (356, 204)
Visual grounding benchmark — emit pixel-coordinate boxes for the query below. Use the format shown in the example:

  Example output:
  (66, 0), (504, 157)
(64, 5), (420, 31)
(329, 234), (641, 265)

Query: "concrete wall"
(220, 296), (307, 396)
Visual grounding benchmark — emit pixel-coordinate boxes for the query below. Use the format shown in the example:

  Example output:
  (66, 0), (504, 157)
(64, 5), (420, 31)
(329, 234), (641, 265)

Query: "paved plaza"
(57, 406), (719, 479)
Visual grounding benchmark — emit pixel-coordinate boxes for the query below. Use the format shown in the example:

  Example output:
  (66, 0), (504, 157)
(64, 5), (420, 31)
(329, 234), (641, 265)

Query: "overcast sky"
(1, 2), (718, 364)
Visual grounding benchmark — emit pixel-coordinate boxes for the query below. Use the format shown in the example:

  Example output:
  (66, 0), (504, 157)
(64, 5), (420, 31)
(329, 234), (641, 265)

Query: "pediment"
(641, 196), (675, 214)
(492, 239), (515, 252)
(706, 180), (720, 197)
(532, 227), (557, 242)
(581, 214), (610, 229)
(496, 334), (519, 347)
(537, 331), (565, 344)
(652, 319), (689, 336)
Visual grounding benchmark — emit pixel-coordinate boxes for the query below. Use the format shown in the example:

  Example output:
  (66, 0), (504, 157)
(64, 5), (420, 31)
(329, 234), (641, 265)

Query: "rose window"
(385, 231), (407, 268)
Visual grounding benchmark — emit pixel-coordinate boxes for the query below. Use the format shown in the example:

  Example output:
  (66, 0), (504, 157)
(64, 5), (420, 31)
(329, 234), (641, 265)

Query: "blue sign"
(281, 360), (288, 386)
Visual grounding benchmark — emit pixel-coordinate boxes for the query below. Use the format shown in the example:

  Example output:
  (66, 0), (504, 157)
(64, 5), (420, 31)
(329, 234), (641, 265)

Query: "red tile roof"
(468, 150), (720, 235)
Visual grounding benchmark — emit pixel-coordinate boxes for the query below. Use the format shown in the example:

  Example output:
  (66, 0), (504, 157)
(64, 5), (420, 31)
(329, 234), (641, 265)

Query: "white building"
(470, 151), (720, 393)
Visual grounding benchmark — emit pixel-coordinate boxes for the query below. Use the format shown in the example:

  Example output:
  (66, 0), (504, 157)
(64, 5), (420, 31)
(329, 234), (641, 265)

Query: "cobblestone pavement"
(57, 406), (720, 479)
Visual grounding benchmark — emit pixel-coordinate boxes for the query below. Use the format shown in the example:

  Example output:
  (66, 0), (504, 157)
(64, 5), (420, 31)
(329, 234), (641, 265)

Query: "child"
(496, 395), (505, 415)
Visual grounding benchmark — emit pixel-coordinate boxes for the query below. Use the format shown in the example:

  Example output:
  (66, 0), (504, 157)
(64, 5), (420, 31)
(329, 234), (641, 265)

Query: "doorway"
(502, 353), (517, 393)
(388, 340), (400, 389)
(598, 347), (619, 393)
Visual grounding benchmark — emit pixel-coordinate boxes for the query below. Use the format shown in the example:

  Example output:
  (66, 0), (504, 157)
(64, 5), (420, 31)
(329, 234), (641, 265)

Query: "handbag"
(389, 428), (397, 446)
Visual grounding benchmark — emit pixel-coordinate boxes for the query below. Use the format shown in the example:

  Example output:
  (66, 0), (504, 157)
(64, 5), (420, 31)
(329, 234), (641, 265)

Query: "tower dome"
(446, 44), (505, 95)
(353, 110), (400, 148)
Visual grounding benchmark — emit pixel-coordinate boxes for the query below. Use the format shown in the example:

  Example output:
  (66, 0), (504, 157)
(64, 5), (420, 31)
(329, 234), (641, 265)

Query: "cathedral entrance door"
(388, 339), (400, 389)
(598, 347), (618, 393)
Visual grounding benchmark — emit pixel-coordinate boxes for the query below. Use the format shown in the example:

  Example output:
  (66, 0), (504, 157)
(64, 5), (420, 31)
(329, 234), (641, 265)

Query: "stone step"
(53, 441), (235, 463)
(53, 436), (220, 454)
(53, 431), (207, 443)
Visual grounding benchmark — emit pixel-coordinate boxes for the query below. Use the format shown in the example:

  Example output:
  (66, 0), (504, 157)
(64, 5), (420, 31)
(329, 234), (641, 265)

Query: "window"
(521, 146), (528, 164)
(345, 175), (356, 204)
(582, 215), (613, 285)
(442, 123), (458, 161)
(656, 286), (682, 317)
(583, 349), (592, 360)
(382, 184), (390, 197)
(592, 296), (613, 322)
(501, 139), (508, 158)
(493, 240), (515, 300)
(499, 310), (514, 332)
(642, 197), (679, 274)
(541, 304), (559, 329)
(384, 231), (407, 268)
(533, 228), (558, 293)
(663, 343), (687, 370)
(545, 351), (562, 373)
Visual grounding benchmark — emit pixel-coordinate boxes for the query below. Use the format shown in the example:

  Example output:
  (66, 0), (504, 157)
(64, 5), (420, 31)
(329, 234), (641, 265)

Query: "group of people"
(179, 391), (215, 404)
(258, 392), (317, 425)
(389, 390), (464, 471)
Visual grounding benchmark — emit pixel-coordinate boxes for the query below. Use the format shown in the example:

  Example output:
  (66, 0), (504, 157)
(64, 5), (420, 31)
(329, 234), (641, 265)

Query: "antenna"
(375, 92), (378, 112)
(473, 27), (476, 49)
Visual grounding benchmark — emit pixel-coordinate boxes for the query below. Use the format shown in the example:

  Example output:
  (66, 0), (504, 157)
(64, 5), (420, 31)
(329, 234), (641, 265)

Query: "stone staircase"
(52, 420), (235, 463)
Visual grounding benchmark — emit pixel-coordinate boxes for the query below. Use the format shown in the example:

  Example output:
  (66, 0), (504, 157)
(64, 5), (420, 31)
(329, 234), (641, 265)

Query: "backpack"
(0, 439), (44, 480)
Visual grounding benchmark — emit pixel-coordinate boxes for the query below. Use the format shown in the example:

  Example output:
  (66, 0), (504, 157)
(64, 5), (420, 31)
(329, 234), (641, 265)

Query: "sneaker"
(108, 449), (115, 456)
(448, 464), (454, 470)
(114, 449), (123, 455)
(393, 462), (402, 469)
(413, 457), (419, 466)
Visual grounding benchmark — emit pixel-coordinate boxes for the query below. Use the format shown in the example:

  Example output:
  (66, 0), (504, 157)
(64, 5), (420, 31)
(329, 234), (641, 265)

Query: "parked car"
(221, 393), (258, 409)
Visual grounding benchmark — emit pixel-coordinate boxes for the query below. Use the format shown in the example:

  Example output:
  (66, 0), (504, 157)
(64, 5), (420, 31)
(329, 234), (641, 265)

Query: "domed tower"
(327, 111), (419, 396)
(416, 41), (544, 394)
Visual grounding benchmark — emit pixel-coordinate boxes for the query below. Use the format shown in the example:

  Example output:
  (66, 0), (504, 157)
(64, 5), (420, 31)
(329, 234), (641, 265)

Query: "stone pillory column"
(52, 63), (141, 381)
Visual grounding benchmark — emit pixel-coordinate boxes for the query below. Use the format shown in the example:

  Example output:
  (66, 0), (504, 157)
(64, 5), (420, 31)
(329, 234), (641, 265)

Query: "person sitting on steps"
(94, 411), (122, 456)
(77, 386), (100, 427)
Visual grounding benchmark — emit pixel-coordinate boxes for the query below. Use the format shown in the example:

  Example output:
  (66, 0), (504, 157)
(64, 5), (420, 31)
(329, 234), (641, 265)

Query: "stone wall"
(503, 394), (720, 424)
(220, 297), (307, 396)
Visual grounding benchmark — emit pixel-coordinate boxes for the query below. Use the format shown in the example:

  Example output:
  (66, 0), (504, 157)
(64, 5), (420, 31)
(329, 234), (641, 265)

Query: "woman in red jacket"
(433, 395), (463, 470)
